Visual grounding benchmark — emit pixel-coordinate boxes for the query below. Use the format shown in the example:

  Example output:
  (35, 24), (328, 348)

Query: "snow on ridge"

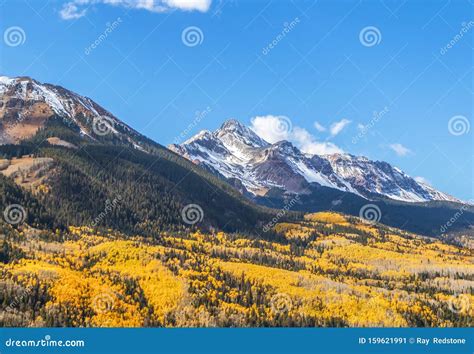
(176, 119), (460, 203)
(0, 76), (146, 153)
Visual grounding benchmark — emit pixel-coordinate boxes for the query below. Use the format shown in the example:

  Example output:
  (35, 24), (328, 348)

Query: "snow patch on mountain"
(170, 119), (460, 203)
(0, 76), (145, 151)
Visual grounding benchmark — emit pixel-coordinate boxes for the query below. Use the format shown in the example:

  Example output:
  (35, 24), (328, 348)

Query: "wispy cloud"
(329, 118), (351, 137)
(389, 143), (411, 157)
(313, 121), (326, 132)
(60, 0), (212, 20)
(292, 126), (343, 155)
(250, 115), (343, 155)
(60, 2), (87, 20)
(414, 176), (431, 186)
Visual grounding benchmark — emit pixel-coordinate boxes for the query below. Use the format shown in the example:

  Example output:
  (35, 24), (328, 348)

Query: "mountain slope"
(0, 76), (157, 151)
(325, 154), (458, 203)
(0, 76), (280, 234)
(169, 119), (460, 204)
(256, 184), (474, 238)
(169, 120), (356, 196)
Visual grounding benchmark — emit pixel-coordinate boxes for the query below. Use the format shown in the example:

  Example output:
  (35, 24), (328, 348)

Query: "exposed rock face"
(170, 119), (460, 203)
(0, 76), (146, 150)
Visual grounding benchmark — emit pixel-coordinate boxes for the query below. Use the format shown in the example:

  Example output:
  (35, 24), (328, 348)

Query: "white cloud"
(60, 3), (87, 19)
(329, 118), (351, 136)
(59, 0), (211, 19)
(163, 0), (211, 12)
(293, 126), (343, 155)
(250, 115), (343, 156)
(414, 176), (431, 186)
(250, 115), (289, 144)
(389, 143), (411, 156)
(314, 121), (326, 132)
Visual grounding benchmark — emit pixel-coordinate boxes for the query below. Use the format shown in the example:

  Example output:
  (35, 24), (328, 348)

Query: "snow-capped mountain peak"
(216, 118), (269, 149)
(169, 119), (460, 203)
(0, 75), (147, 150)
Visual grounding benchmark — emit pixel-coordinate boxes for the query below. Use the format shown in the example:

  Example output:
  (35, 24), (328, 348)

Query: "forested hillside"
(1, 212), (472, 327)
(0, 136), (281, 235)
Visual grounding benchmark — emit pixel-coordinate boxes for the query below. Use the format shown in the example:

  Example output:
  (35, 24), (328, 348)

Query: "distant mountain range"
(169, 119), (459, 203)
(0, 76), (472, 238)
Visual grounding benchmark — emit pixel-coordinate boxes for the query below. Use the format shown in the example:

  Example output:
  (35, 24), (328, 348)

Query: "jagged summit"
(216, 118), (269, 150)
(170, 119), (460, 203)
(220, 118), (245, 131)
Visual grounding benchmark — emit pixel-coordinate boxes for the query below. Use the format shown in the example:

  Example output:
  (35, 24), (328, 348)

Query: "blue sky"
(0, 0), (472, 199)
